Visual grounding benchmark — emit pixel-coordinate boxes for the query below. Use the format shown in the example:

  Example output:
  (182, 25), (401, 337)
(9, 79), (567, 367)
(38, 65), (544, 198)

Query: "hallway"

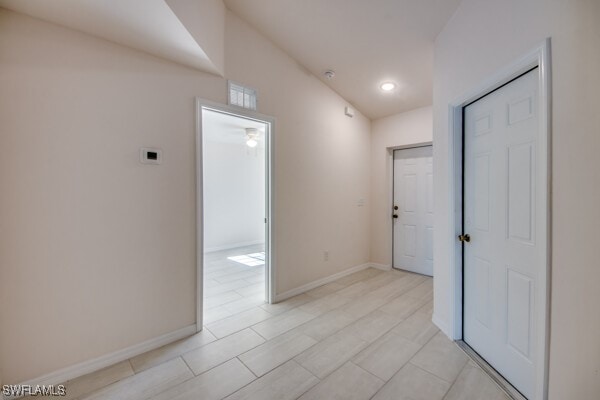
(53, 268), (509, 400)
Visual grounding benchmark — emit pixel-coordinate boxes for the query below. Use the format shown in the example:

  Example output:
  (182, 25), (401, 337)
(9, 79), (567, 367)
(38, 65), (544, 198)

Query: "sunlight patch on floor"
(227, 252), (265, 266)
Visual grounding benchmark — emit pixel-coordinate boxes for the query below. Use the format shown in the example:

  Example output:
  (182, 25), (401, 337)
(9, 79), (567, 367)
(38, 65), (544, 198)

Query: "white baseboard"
(369, 263), (392, 271)
(204, 240), (264, 253)
(273, 263), (371, 302)
(432, 313), (453, 339)
(9, 324), (197, 397)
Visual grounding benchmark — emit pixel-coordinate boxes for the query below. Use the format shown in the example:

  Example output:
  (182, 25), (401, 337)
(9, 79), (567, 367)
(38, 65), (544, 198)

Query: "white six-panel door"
(463, 68), (540, 399)
(393, 146), (433, 276)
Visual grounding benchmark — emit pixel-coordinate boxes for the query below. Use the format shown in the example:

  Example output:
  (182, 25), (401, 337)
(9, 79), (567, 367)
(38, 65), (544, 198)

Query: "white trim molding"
(446, 38), (551, 400)
(273, 263), (372, 302)
(369, 263), (392, 272)
(6, 325), (197, 399)
(195, 98), (276, 329)
(432, 313), (451, 337)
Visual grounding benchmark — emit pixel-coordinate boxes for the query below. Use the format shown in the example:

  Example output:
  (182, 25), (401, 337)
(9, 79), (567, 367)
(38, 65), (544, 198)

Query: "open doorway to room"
(196, 101), (274, 329)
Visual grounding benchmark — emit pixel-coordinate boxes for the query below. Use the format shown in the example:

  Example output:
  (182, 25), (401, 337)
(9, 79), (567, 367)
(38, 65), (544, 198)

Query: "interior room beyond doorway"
(201, 108), (269, 325)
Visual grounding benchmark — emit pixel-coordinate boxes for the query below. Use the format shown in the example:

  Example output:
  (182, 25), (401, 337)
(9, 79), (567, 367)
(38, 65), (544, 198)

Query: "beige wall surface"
(369, 107), (432, 266)
(225, 12), (371, 294)
(0, 8), (370, 384)
(432, 0), (600, 398)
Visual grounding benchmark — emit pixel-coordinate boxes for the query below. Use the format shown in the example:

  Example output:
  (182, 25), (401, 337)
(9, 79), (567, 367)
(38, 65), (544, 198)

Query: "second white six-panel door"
(463, 68), (540, 399)
(392, 146), (434, 276)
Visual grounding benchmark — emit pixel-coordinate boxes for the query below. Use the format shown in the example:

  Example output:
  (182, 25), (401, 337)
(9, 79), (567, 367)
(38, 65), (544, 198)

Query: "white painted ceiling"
(203, 109), (266, 148)
(224, 0), (461, 119)
(0, 0), (222, 75)
(1, 0), (461, 119)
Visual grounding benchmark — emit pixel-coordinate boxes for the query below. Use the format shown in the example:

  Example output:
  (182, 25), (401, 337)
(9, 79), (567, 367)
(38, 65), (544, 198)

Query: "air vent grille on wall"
(228, 81), (257, 111)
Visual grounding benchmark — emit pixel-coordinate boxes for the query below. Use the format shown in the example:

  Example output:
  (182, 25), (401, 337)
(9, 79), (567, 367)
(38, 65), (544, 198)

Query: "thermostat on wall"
(140, 147), (162, 165)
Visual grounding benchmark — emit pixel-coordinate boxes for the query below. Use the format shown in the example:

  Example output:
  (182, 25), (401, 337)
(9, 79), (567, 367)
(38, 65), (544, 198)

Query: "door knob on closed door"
(458, 234), (471, 243)
(392, 214), (399, 219)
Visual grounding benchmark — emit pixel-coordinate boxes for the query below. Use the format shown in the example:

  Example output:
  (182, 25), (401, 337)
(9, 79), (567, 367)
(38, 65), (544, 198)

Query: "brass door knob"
(458, 234), (471, 243)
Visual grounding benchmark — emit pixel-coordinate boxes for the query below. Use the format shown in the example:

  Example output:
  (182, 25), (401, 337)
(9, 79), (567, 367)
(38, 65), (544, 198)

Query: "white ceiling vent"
(228, 81), (257, 111)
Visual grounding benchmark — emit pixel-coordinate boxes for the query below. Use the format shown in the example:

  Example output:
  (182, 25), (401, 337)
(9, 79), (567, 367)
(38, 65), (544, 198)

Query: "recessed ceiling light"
(380, 82), (396, 92)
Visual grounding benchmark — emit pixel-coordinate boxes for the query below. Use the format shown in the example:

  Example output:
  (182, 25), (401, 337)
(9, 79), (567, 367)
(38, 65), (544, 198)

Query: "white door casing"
(393, 146), (434, 276)
(195, 98), (276, 330)
(463, 68), (540, 399)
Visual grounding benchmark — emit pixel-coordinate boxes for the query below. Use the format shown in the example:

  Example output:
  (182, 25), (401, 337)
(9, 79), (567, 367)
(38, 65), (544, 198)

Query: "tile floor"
(203, 245), (267, 326)
(42, 261), (511, 400)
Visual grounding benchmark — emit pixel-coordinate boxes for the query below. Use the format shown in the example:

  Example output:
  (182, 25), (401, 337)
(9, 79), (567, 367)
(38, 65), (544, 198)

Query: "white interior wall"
(370, 106), (433, 267)
(432, 1), (600, 398)
(6, 1), (598, 395)
(225, 12), (372, 295)
(0, 8), (370, 384)
(203, 132), (266, 252)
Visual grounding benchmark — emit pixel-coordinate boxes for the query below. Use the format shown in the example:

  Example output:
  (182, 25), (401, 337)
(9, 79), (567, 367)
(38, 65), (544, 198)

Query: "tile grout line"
(67, 269), (432, 400)
(408, 333), (467, 385)
(235, 334), (314, 380)
(206, 310), (275, 339)
(249, 326), (269, 341)
(203, 325), (217, 339)
(235, 356), (259, 378)
(288, 360), (321, 400)
(179, 355), (197, 376)
(410, 360), (455, 385)
(202, 270), (432, 394)
(204, 293), (244, 311)
(349, 360), (386, 384)
(364, 327), (441, 399)
(440, 361), (472, 400)
(95, 357), (198, 400)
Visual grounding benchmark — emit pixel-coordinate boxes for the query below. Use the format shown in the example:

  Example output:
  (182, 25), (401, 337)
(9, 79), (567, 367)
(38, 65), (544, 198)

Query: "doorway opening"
(392, 145), (434, 276)
(196, 100), (274, 329)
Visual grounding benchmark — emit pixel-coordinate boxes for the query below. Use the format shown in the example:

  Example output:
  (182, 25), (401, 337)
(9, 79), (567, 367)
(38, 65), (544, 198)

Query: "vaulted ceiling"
(0, 0), (226, 76)
(0, 0), (461, 120)
(224, 0), (461, 119)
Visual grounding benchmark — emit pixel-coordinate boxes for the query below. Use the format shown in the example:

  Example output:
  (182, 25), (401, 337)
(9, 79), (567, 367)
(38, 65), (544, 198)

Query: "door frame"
(447, 39), (552, 399)
(195, 98), (276, 330)
(391, 143), (433, 274)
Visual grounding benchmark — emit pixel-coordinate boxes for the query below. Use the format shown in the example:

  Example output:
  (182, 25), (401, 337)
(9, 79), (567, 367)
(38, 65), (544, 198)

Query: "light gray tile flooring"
(47, 250), (511, 400)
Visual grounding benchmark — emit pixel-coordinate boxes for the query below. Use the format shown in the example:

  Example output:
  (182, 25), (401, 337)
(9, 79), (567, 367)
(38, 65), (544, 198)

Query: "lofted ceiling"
(0, 0), (461, 120)
(0, 0), (225, 76)
(224, 0), (461, 119)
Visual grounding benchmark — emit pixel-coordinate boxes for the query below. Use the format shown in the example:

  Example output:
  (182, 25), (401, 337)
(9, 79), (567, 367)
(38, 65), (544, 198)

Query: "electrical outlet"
(323, 251), (329, 262)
